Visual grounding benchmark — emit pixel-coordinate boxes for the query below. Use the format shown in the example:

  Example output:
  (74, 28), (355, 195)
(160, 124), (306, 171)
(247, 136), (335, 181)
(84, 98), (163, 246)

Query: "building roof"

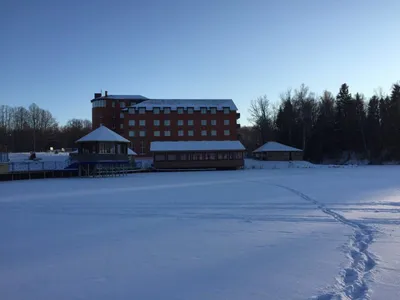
(106, 95), (148, 100)
(131, 99), (237, 111)
(91, 95), (148, 101)
(76, 125), (130, 143)
(253, 141), (303, 153)
(128, 148), (137, 156)
(150, 140), (245, 152)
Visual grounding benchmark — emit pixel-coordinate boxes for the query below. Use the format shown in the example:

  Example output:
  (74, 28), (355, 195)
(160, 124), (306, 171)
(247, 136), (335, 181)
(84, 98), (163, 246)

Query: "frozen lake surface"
(1, 166), (399, 299)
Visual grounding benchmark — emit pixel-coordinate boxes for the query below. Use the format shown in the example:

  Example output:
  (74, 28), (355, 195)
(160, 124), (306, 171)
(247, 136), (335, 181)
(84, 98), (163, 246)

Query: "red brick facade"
(91, 92), (240, 156)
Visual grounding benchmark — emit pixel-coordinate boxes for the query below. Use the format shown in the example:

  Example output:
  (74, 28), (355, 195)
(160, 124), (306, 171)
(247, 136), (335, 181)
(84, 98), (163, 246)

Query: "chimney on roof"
(105, 90), (108, 97)
(94, 92), (101, 98)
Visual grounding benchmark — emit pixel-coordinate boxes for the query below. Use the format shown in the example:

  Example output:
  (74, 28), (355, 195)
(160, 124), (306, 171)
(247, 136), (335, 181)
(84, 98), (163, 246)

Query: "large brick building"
(91, 91), (241, 156)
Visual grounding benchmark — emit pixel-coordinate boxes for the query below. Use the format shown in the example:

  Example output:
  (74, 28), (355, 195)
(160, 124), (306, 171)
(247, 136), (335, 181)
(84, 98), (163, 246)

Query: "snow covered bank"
(7, 152), (70, 171)
(8, 152), (70, 162)
(244, 158), (320, 169)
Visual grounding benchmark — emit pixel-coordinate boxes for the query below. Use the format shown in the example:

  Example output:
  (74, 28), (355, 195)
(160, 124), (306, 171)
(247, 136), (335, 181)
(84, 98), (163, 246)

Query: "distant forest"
(0, 103), (91, 152)
(240, 81), (400, 163)
(1, 81), (400, 163)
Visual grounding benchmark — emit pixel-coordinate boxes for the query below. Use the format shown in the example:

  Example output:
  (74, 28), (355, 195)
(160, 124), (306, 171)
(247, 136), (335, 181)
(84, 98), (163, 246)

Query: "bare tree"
(28, 103), (41, 151)
(248, 95), (274, 145)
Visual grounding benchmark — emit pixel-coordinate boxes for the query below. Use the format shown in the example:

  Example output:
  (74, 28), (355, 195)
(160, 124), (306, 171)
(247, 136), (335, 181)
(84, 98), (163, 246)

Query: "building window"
(224, 120), (230, 125)
(128, 108), (135, 114)
(223, 107), (230, 114)
(93, 100), (105, 107)
(180, 153), (188, 160)
(155, 154), (165, 161)
(193, 153), (203, 160)
(177, 107), (184, 114)
(167, 154), (177, 161)
(154, 120), (160, 126)
(129, 120), (135, 126)
(140, 141), (145, 155)
(178, 130), (184, 136)
(177, 120), (184, 126)
(112, 101), (115, 108)
(188, 120), (194, 126)
(211, 108), (216, 114)
(188, 130), (194, 136)
(211, 130), (217, 136)
(201, 130), (207, 136)
(98, 143), (116, 154)
(120, 124), (124, 129)
(153, 107), (160, 114)
(164, 131), (171, 137)
(205, 153), (216, 160)
(154, 131), (160, 137)
(129, 131), (135, 137)
(187, 108), (194, 114)
(235, 152), (243, 159)
(211, 120), (217, 126)
(120, 102), (126, 108)
(201, 107), (207, 114)
(201, 120), (207, 126)
(164, 107), (171, 114)
(139, 108), (145, 114)
(120, 112), (124, 119)
(139, 120), (146, 126)
(140, 131), (146, 137)
(130, 101), (136, 106)
(224, 130), (230, 136)
(164, 120), (170, 126)
(218, 152), (229, 160)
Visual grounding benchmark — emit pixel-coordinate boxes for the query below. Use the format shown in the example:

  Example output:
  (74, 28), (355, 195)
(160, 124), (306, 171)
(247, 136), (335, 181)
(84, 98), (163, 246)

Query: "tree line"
(0, 103), (91, 152)
(242, 81), (400, 163)
(2, 82), (400, 162)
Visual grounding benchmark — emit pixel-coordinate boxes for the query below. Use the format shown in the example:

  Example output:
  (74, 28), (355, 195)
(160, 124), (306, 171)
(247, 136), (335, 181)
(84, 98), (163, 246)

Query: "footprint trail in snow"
(274, 184), (378, 300)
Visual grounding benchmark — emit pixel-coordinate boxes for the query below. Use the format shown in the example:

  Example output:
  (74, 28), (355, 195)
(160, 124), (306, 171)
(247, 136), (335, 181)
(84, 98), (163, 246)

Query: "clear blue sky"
(1, 0), (399, 125)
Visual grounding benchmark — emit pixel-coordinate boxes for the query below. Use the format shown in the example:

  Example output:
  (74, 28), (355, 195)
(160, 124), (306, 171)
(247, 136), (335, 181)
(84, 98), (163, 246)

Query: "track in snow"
(274, 185), (377, 300)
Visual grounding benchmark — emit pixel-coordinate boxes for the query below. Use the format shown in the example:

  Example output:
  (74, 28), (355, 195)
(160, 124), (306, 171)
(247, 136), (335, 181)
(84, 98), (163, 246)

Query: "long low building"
(253, 141), (303, 161)
(150, 140), (245, 170)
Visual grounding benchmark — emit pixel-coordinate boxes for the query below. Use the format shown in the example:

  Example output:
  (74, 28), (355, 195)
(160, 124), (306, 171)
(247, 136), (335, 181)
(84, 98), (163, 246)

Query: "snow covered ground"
(244, 158), (319, 169)
(1, 167), (400, 299)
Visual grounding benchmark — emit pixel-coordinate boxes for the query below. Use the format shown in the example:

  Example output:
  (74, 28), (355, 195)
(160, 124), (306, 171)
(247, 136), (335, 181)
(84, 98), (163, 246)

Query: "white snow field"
(1, 167), (400, 300)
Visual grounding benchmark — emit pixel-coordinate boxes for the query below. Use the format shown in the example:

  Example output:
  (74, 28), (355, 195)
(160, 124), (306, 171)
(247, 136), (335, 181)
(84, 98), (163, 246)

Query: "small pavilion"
(72, 125), (131, 176)
(253, 141), (303, 161)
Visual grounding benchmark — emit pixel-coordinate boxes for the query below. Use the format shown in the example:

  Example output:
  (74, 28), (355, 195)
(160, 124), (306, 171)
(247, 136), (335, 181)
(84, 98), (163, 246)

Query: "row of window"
(92, 100), (107, 108)
(125, 119), (231, 126)
(128, 129), (231, 137)
(126, 107), (231, 115)
(154, 152), (243, 162)
(94, 101), (232, 115)
(80, 143), (127, 154)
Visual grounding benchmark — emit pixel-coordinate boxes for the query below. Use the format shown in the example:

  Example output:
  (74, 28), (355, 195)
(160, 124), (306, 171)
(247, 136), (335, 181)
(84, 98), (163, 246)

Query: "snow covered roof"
(91, 95), (148, 101)
(106, 95), (148, 100)
(253, 141), (302, 153)
(150, 141), (245, 152)
(131, 99), (237, 111)
(76, 126), (130, 143)
(128, 148), (137, 156)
